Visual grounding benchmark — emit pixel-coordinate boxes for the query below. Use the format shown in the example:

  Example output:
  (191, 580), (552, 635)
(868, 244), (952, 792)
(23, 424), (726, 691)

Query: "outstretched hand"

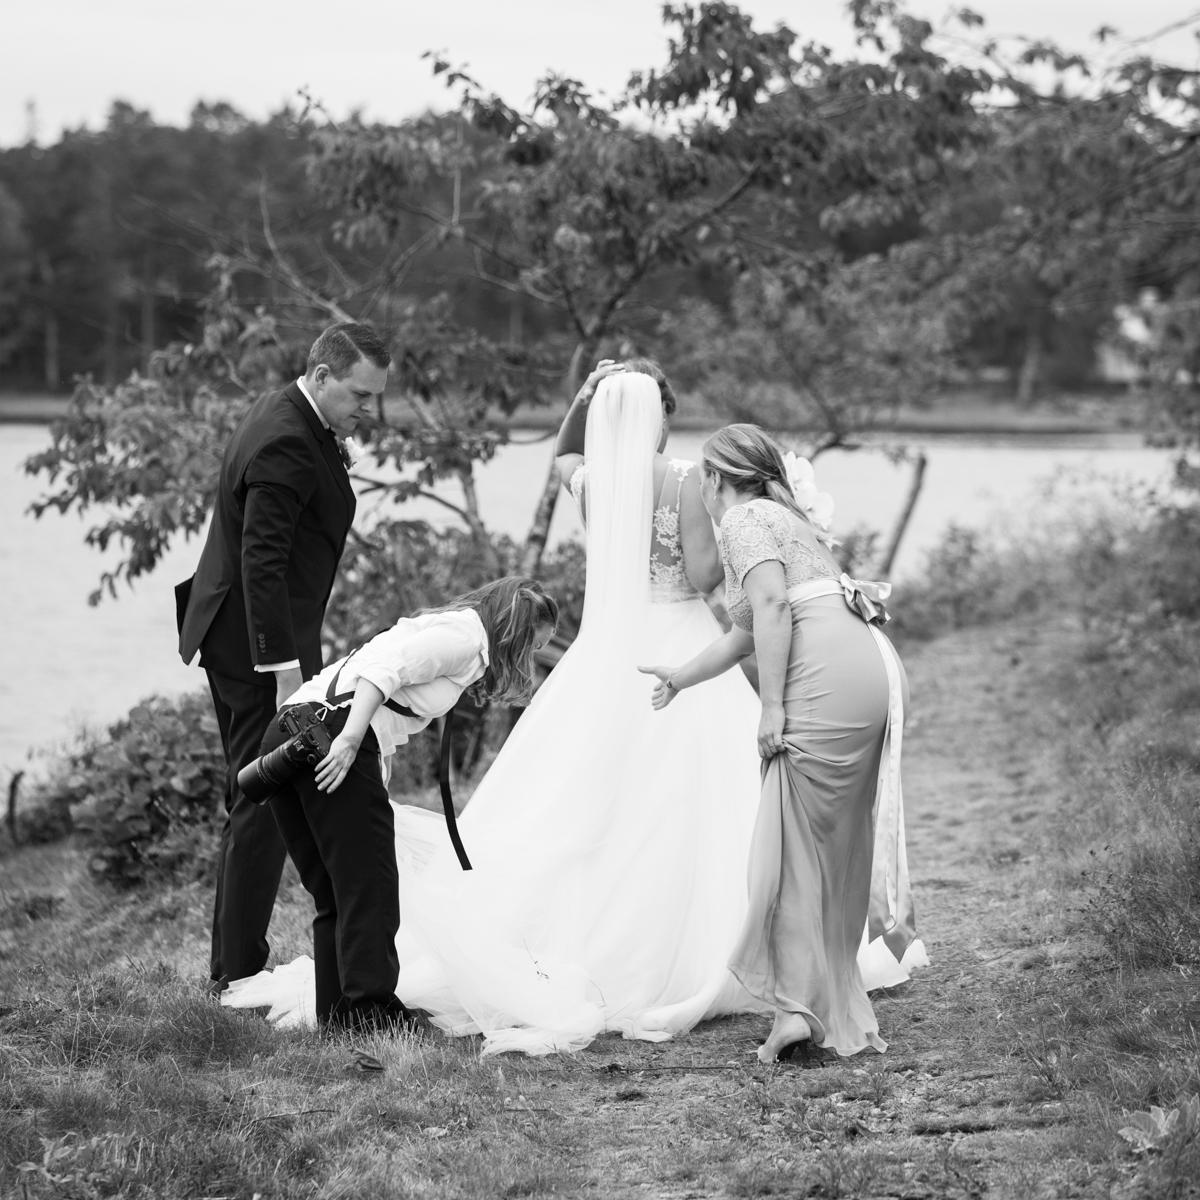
(638, 664), (679, 711)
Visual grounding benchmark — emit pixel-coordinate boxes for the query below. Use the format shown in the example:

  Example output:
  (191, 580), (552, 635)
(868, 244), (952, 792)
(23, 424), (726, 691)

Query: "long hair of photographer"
(432, 577), (558, 706)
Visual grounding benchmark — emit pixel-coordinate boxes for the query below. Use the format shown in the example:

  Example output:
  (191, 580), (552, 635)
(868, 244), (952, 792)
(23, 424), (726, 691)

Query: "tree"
(910, 10), (1200, 401)
(306, 2), (993, 570)
(0, 182), (32, 368)
(25, 1), (1198, 610)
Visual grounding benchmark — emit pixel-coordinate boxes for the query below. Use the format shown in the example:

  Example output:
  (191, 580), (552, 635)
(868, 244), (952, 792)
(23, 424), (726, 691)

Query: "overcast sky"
(5, 1), (1198, 147)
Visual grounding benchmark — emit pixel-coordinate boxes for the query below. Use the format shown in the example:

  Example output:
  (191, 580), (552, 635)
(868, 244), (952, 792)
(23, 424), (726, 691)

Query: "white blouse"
(284, 609), (489, 760)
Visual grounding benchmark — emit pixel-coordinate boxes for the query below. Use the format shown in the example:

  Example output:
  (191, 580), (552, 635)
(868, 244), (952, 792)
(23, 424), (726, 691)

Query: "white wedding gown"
(224, 386), (925, 1053)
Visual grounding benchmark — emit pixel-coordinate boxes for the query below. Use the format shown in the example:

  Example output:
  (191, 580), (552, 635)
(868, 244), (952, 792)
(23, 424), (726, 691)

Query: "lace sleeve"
(721, 502), (784, 586)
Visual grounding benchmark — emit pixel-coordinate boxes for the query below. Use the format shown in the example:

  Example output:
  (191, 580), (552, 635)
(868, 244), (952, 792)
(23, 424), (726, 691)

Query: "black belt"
(325, 652), (472, 871)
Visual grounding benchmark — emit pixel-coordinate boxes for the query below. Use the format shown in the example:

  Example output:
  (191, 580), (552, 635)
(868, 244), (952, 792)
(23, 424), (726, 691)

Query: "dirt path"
(481, 619), (1108, 1199)
(4, 619), (1123, 1199)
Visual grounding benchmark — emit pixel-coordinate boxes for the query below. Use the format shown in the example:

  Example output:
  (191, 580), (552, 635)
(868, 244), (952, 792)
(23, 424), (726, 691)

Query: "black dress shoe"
(326, 998), (421, 1037)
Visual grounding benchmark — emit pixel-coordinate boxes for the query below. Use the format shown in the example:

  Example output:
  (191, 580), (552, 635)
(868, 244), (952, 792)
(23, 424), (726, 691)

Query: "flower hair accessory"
(782, 450), (835, 545)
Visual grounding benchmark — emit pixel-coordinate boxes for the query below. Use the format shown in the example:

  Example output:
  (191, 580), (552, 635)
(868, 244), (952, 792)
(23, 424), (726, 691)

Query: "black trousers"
(262, 708), (405, 1031)
(205, 669), (288, 984)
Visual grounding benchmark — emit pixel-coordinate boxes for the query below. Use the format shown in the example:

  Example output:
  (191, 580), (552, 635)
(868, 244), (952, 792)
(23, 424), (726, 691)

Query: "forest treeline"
(1, 3), (1196, 406)
(9, 2), (1200, 597)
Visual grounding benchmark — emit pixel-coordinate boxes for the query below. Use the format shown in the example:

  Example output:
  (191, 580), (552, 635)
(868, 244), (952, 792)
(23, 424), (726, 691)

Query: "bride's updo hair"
(430, 576), (559, 706)
(620, 357), (677, 416)
(702, 423), (812, 526)
(590, 370), (665, 438)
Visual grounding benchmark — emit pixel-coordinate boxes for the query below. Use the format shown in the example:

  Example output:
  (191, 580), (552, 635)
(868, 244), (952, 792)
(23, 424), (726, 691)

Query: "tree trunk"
(456, 466), (499, 570)
(141, 252), (156, 370)
(519, 342), (590, 577)
(39, 254), (60, 390)
(99, 163), (118, 386)
(518, 461), (563, 577)
(43, 310), (60, 391)
(7, 770), (24, 845)
(1016, 324), (1042, 406)
(102, 303), (119, 386)
(876, 451), (927, 577)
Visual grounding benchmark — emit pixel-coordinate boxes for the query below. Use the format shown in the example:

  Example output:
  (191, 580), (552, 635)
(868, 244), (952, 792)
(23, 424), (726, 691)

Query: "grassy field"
(3, 599), (1198, 1199)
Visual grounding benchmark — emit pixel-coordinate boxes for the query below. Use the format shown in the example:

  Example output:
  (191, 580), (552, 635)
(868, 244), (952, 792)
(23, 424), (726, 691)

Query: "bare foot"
(757, 1010), (812, 1064)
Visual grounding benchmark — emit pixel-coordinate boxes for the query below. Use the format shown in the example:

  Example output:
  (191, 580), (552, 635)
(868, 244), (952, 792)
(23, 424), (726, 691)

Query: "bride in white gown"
(224, 367), (924, 1054)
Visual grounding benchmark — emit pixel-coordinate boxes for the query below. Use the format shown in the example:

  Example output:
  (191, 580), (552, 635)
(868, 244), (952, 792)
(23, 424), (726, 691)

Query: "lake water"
(1, 422), (1172, 775)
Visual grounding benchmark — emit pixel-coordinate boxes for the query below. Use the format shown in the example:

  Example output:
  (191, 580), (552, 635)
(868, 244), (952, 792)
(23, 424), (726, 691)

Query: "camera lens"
(237, 739), (308, 805)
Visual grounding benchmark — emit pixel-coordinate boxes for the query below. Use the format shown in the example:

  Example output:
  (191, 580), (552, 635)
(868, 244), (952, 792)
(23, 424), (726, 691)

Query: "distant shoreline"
(0, 389), (1143, 439)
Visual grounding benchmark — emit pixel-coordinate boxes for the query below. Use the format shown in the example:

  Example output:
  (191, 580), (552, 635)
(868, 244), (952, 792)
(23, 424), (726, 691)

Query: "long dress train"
(224, 394), (925, 1053)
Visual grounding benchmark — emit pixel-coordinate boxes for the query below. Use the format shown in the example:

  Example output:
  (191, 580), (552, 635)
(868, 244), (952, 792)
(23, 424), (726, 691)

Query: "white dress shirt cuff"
(255, 660), (301, 673)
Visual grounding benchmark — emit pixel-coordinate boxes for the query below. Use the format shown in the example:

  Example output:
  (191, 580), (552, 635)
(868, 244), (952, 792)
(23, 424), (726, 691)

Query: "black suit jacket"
(177, 382), (356, 686)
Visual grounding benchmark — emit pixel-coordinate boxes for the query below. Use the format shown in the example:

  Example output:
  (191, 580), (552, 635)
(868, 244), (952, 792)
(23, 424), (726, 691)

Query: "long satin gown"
(717, 497), (917, 1055)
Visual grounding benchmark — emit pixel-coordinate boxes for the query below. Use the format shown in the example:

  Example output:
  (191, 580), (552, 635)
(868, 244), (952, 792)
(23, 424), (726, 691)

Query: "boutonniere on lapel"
(338, 436), (365, 471)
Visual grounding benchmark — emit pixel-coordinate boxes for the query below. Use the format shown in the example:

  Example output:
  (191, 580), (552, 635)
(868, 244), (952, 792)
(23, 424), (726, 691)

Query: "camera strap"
(324, 649), (420, 718)
(323, 652), (473, 872)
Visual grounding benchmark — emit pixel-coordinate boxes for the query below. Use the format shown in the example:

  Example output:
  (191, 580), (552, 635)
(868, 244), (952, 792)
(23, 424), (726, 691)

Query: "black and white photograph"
(2, 1), (1198, 1196)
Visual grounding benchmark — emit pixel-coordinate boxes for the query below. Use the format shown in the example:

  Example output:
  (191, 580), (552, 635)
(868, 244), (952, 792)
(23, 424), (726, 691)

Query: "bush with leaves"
(29, 692), (226, 887)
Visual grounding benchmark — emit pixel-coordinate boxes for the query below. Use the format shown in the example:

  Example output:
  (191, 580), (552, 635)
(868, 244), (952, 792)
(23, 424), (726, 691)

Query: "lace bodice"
(720, 498), (838, 631)
(569, 458), (700, 603)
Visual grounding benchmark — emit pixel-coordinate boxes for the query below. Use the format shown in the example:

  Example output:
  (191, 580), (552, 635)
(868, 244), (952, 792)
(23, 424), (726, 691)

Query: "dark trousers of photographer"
(259, 705), (406, 1032)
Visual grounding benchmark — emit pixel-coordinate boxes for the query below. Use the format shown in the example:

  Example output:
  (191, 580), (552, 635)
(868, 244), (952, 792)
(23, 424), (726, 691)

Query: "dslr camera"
(237, 703), (334, 805)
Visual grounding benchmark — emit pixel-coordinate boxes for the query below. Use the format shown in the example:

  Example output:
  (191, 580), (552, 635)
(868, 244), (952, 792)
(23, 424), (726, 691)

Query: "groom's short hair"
(622, 357), (677, 416)
(307, 322), (391, 378)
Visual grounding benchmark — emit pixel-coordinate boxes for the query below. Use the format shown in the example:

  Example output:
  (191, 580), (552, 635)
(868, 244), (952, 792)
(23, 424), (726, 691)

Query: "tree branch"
(258, 184), (355, 322)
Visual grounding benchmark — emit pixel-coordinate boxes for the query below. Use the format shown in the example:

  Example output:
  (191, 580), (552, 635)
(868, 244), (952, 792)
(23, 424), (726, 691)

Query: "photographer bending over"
(245, 576), (558, 1034)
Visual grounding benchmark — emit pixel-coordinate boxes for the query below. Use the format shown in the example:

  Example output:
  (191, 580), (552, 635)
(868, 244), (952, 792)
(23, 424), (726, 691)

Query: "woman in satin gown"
(225, 376), (923, 1055)
(642, 424), (918, 1059)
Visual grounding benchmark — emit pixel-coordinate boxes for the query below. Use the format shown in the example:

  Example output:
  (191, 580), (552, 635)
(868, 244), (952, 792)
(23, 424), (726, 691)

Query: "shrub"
(890, 477), (1200, 643)
(29, 691), (226, 887)
(1085, 757), (1200, 971)
(890, 524), (1016, 641)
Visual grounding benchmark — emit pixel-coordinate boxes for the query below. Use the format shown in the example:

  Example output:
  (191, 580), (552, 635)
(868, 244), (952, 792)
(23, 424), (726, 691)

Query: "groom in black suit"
(177, 322), (390, 989)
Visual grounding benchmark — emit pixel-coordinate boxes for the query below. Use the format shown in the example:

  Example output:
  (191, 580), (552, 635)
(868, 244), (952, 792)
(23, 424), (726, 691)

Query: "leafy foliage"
(19, 3), (1200, 593)
(22, 272), (288, 601)
(1119, 1097), (1200, 1154)
(30, 691), (227, 888)
(661, 253), (953, 448)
